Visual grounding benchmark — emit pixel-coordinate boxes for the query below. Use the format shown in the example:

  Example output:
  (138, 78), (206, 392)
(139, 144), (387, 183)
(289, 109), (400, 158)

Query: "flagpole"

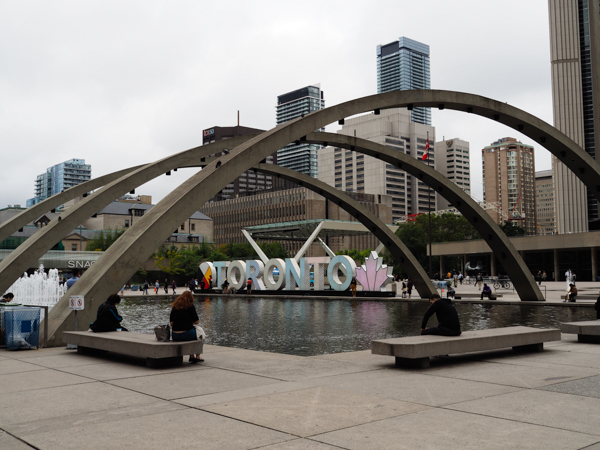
(427, 132), (433, 280)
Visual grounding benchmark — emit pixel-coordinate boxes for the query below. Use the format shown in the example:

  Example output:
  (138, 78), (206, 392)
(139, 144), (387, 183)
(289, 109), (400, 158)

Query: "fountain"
(3, 264), (67, 309)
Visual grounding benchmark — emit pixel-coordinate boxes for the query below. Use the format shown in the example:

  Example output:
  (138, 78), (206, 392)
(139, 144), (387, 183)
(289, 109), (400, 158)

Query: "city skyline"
(0, 1), (554, 209)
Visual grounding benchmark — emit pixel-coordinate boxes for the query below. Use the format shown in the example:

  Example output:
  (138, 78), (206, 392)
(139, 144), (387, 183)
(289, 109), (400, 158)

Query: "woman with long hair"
(169, 291), (203, 363)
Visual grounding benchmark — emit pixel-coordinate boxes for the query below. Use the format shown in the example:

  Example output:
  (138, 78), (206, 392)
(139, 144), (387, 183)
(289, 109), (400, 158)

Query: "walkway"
(1, 331), (600, 449)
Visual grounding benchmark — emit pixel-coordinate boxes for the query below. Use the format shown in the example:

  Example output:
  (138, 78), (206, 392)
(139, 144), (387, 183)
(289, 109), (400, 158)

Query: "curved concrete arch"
(253, 163), (437, 297)
(0, 166), (146, 244)
(0, 135), (254, 296)
(42, 89), (596, 343)
(303, 131), (543, 301)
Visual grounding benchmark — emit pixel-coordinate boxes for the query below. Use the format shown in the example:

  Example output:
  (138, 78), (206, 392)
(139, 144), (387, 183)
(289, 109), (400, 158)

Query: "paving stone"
(0, 432), (33, 450)
(201, 385), (429, 437)
(446, 389), (600, 436)
(0, 358), (47, 375)
(107, 366), (281, 400)
(540, 375), (600, 398)
(315, 408), (600, 450)
(20, 408), (293, 450)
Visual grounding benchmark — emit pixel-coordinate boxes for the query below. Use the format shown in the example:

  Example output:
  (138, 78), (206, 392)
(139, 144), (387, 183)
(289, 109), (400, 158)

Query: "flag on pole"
(422, 138), (430, 161)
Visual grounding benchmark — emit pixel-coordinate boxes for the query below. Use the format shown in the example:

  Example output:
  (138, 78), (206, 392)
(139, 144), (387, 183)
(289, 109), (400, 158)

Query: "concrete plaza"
(2, 325), (600, 448)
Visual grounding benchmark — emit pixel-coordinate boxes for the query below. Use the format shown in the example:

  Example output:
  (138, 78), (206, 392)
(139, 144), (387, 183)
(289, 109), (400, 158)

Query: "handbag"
(154, 324), (171, 342)
(193, 324), (206, 340)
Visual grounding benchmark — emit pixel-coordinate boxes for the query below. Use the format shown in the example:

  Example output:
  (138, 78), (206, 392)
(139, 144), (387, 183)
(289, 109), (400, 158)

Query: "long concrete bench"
(372, 326), (561, 368)
(63, 331), (204, 368)
(560, 321), (600, 343)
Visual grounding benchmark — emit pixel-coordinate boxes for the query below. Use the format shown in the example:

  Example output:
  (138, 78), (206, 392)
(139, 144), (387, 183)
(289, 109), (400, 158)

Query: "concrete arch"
(0, 136), (253, 296)
(303, 131), (543, 301)
(36, 89), (600, 343)
(253, 163), (437, 297)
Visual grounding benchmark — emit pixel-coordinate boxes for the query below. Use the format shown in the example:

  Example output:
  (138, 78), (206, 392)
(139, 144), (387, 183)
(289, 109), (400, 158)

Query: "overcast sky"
(0, 0), (553, 209)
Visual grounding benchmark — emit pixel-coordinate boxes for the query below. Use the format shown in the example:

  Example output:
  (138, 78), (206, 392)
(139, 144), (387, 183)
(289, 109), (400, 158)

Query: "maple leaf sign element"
(355, 251), (394, 291)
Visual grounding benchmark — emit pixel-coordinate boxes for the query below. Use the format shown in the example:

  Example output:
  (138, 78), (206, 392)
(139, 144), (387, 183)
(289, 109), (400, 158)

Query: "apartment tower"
(27, 159), (91, 207)
(482, 138), (537, 235)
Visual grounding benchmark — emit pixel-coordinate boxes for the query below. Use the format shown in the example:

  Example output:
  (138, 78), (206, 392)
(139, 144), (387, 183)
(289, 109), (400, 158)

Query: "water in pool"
(117, 296), (595, 356)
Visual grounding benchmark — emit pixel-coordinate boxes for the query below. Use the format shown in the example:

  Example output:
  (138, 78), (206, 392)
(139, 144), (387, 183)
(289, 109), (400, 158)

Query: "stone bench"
(372, 326), (561, 368)
(62, 331), (204, 368)
(560, 321), (600, 343)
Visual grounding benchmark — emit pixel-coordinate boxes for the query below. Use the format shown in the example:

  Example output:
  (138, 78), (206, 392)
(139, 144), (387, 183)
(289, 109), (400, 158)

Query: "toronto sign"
(199, 251), (393, 292)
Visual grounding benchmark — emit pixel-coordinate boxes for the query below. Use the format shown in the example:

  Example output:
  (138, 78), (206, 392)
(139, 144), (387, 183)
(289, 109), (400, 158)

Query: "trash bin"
(132, 285), (139, 291)
(1, 306), (40, 350)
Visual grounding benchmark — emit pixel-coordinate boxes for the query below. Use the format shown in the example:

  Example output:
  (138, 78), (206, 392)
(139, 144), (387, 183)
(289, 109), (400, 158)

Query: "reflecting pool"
(118, 297), (596, 356)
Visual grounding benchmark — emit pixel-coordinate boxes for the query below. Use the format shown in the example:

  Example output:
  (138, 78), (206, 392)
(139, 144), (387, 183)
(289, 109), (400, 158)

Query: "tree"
(391, 213), (480, 277)
(499, 220), (526, 237)
(85, 227), (126, 251)
(152, 245), (184, 276)
(336, 248), (372, 262)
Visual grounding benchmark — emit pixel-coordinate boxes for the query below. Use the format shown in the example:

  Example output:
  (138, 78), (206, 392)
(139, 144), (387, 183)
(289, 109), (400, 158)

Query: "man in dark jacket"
(421, 294), (461, 336)
(90, 294), (128, 332)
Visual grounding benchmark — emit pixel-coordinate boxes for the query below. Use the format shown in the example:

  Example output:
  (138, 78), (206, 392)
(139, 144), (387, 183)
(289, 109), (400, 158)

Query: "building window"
(72, 244), (77, 251)
(180, 224), (185, 231)
(125, 220), (129, 228)
(191, 223), (196, 231)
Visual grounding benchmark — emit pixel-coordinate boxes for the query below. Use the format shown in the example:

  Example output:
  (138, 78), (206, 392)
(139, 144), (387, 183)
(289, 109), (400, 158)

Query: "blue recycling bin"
(1, 306), (40, 350)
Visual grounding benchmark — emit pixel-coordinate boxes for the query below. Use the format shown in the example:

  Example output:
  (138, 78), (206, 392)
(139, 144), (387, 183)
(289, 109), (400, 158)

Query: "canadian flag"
(422, 139), (430, 161)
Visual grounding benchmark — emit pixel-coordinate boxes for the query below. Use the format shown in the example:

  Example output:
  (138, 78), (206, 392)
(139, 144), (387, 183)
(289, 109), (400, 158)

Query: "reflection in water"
(118, 297), (596, 356)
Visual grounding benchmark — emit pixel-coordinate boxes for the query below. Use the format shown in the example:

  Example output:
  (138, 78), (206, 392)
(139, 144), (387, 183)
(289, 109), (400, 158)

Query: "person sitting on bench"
(90, 294), (128, 332)
(564, 284), (577, 303)
(481, 283), (493, 300)
(421, 294), (461, 336)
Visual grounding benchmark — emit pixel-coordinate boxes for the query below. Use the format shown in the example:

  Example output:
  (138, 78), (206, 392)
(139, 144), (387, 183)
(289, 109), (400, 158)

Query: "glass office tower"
(276, 84), (325, 178)
(377, 37), (431, 125)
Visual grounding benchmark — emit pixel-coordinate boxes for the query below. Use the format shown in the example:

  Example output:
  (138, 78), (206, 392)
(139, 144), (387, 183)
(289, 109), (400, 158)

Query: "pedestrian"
(537, 271), (542, 285)
(246, 277), (253, 294)
(421, 294), (461, 336)
(401, 280), (407, 298)
(155, 280), (159, 294)
(565, 269), (572, 290)
(164, 278), (169, 294)
(458, 273), (463, 285)
(542, 271), (547, 284)
(350, 276), (357, 297)
(407, 278), (413, 299)
(143, 281), (149, 295)
(120, 285), (125, 296)
(171, 280), (177, 295)
(221, 278), (229, 294)
(66, 270), (80, 290)
(476, 273), (483, 290)
(188, 279), (195, 291)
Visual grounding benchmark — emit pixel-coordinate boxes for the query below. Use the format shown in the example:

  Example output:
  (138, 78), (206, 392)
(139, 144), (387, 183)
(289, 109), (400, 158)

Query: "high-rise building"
(433, 138), (471, 210)
(535, 170), (557, 235)
(549, 0), (600, 233)
(202, 125), (278, 201)
(376, 37), (431, 125)
(27, 159), (91, 207)
(276, 84), (325, 178)
(482, 138), (537, 235)
(318, 108), (436, 223)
